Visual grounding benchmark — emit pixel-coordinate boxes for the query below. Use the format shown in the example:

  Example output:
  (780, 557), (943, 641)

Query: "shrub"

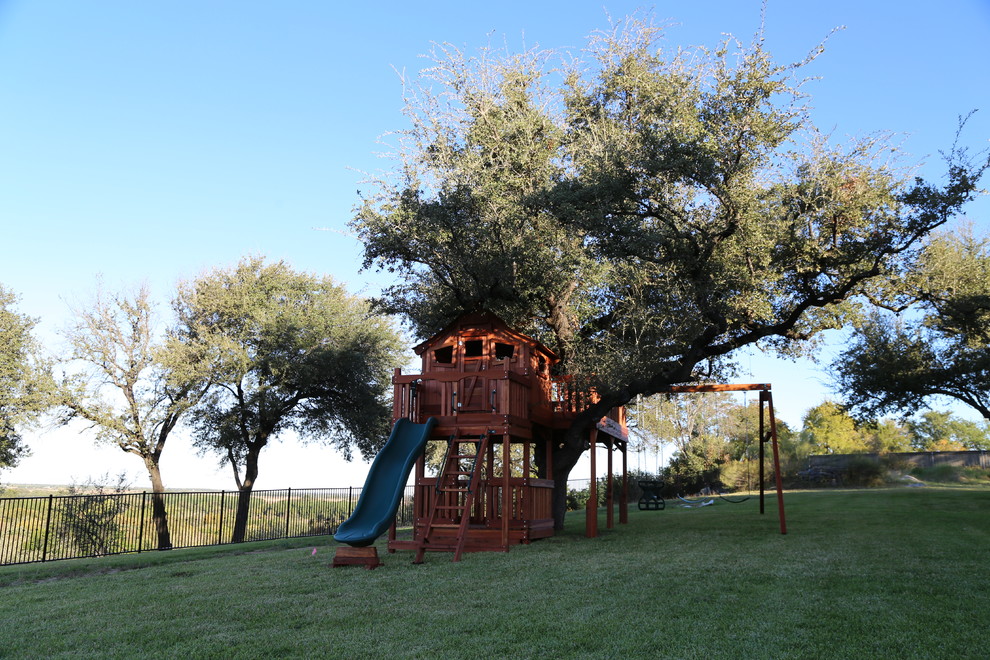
(912, 464), (963, 483)
(960, 466), (990, 483)
(59, 474), (131, 556)
(844, 456), (886, 487)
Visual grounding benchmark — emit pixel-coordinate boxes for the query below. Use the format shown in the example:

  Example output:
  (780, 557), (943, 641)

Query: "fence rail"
(0, 486), (415, 567)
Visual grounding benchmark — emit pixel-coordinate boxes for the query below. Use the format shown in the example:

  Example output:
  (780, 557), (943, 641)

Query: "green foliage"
(59, 283), (210, 457)
(906, 464), (990, 484)
(835, 225), (990, 421)
(908, 410), (990, 450)
(912, 464), (964, 483)
(174, 256), (405, 472)
(862, 418), (914, 453)
(0, 285), (54, 477)
(800, 401), (872, 454)
(842, 456), (887, 487)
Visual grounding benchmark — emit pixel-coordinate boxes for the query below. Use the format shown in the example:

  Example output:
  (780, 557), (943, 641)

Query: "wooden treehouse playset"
(332, 311), (787, 569)
(388, 311), (630, 562)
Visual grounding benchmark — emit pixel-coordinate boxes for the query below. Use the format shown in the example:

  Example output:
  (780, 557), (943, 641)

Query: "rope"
(717, 491), (750, 504)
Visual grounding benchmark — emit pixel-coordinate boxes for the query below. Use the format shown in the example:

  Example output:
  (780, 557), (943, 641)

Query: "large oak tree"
(173, 256), (403, 543)
(59, 284), (211, 549)
(353, 17), (988, 526)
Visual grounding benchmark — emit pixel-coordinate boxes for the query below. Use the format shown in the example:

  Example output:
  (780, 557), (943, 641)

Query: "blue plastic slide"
(333, 417), (437, 547)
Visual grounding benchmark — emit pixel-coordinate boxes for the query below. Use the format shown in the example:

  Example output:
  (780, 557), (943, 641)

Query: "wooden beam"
(502, 433), (511, 550)
(620, 440), (628, 525)
(660, 383), (771, 393)
(586, 429), (598, 538)
(606, 438), (614, 530)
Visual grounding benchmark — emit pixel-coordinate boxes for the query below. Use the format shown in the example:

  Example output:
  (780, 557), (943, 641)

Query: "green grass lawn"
(1, 486), (988, 659)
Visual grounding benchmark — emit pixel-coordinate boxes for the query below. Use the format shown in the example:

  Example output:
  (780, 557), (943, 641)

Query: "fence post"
(42, 494), (53, 563)
(285, 488), (292, 538)
(348, 486), (353, 515)
(138, 492), (146, 554)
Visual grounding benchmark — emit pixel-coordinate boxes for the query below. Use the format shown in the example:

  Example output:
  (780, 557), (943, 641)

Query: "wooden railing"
(392, 368), (626, 436)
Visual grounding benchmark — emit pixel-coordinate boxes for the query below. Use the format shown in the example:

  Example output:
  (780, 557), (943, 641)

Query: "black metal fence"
(0, 486), (415, 566)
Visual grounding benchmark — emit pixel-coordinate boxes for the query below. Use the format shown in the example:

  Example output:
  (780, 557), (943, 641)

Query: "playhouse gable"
(413, 311), (557, 376)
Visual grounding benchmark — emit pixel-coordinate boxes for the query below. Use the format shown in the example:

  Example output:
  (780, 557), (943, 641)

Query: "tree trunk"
(231, 445), (262, 543)
(550, 428), (587, 530)
(143, 457), (172, 550)
(231, 487), (252, 544)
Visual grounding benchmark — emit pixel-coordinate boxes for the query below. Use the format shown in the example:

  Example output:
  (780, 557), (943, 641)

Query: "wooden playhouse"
(387, 312), (629, 561)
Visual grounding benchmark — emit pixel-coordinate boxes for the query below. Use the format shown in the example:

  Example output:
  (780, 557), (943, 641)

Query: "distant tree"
(353, 16), (988, 526)
(862, 418), (914, 453)
(800, 401), (871, 455)
(0, 285), (54, 481)
(59, 284), (212, 549)
(834, 226), (990, 420)
(174, 256), (404, 543)
(907, 410), (990, 451)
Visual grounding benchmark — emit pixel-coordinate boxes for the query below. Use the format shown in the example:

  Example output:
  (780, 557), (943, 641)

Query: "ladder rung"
(438, 488), (470, 493)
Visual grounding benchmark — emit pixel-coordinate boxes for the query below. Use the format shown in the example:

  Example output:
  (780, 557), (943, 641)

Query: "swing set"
(622, 383), (787, 532)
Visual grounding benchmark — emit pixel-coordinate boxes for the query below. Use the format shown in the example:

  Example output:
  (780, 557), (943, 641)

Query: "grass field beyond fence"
(1, 486), (988, 659)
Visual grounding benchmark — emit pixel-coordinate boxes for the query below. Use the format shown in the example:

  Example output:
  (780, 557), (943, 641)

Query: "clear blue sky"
(2, 1), (988, 489)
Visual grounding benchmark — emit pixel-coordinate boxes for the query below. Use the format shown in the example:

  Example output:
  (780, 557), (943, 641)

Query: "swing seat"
(637, 480), (665, 511)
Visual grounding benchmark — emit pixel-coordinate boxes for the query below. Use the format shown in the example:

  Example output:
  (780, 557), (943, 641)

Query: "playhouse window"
(494, 342), (515, 360)
(464, 339), (483, 357)
(433, 345), (454, 364)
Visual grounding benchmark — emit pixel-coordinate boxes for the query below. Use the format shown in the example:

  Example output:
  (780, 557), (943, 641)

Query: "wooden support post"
(762, 390), (788, 535)
(587, 428), (598, 538)
(759, 403), (766, 515)
(501, 433), (511, 550)
(620, 440), (628, 525)
(606, 438), (614, 530)
(522, 439), (532, 525)
(332, 546), (382, 570)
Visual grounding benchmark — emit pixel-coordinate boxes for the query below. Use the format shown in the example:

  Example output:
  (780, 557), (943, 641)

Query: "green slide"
(333, 417), (437, 547)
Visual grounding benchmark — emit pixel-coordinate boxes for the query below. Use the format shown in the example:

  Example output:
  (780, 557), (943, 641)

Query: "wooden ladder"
(413, 432), (490, 563)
